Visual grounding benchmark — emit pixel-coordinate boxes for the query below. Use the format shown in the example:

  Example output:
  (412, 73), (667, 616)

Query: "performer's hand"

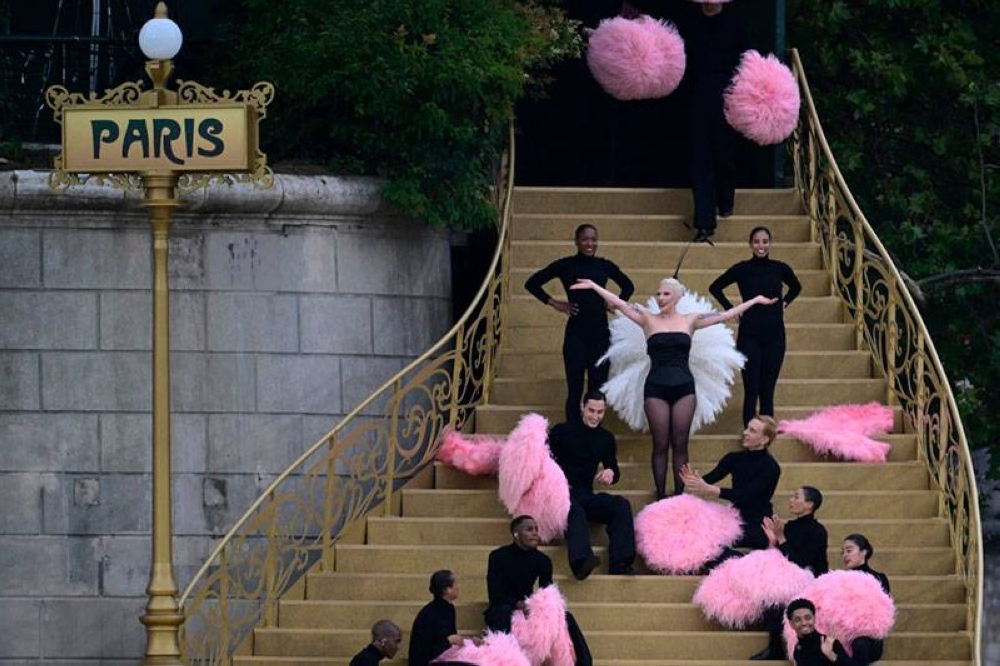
(771, 516), (787, 543)
(754, 295), (779, 306)
(515, 600), (528, 616)
(570, 278), (596, 291)
(448, 634), (464, 647)
(595, 468), (615, 485)
(820, 635), (837, 660)
(762, 517), (778, 547)
(549, 299), (578, 316)
(783, 301), (789, 311)
(471, 636), (484, 647)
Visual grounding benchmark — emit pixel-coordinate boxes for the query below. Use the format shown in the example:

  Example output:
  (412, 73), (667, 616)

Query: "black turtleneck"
(486, 543), (553, 610)
(780, 513), (829, 575)
(855, 563), (891, 595)
(525, 253), (634, 338)
(709, 255), (801, 340)
(792, 631), (855, 666)
(702, 448), (780, 523)
(549, 420), (620, 493)
(349, 644), (384, 666)
(408, 597), (457, 666)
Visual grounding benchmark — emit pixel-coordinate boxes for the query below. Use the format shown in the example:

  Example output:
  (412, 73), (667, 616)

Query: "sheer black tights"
(645, 394), (697, 499)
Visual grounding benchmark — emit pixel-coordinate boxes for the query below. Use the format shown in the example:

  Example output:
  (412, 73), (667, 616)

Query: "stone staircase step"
(511, 214), (813, 243)
(497, 350), (872, 380)
(401, 489), (938, 520)
(331, 544), (953, 577)
(472, 404), (905, 435)
(508, 295), (844, 326)
(489, 377), (887, 406)
(366, 516), (947, 548)
(511, 268), (832, 298)
(600, 434), (914, 463)
(511, 241), (823, 271)
(277, 599), (964, 633)
(304, 572), (965, 604)
(510, 187), (803, 216)
(432, 460), (927, 492)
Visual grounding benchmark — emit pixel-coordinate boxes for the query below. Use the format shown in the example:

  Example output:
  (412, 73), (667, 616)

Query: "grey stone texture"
(0, 172), (452, 663)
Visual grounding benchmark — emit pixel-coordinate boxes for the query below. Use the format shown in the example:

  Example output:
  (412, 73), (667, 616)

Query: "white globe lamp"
(139, 3), (183, 61)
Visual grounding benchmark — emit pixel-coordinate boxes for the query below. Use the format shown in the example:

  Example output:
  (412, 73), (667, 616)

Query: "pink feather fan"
(433, 631), (531, 666)
(693, 548), (814, 627)
(779, 402), (894, 462)
(783, 570), (896, 655)
(436, 428), (504, 475)
(511, 586), (575, 666)
(635, 495), (743, 574)
(724, 50), (800, 145)
(498, 413), (571, 543)
(587, 16), (686, 100)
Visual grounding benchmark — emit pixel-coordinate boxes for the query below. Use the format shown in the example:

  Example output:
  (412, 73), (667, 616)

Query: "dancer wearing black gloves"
(709, 226), (801, 426)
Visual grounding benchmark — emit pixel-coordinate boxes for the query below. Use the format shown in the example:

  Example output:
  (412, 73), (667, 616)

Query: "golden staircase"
(180, 52), (982, 665)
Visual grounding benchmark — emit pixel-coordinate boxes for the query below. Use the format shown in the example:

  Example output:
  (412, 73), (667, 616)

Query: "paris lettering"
(90, 117), (225, 165)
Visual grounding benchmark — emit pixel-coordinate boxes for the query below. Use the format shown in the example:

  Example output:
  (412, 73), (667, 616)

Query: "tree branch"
(916, 268), (1000, 293)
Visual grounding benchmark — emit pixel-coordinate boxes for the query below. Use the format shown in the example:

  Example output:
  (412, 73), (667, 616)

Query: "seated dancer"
(549, 390), (636, 580)
(786, 598), (856, 666)
(484, 515), (593, 666)
(408, 570), (463, 666)
(349, 620), (403, 666)
(681, 415), (781, 550)
(752, 486), (829, 661)
(525, 223), (634, 423)
(571, 276), (775, 498)
(842, 533), (891, 664)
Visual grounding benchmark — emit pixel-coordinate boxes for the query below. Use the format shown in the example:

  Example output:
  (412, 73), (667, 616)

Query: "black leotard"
(643, 332), (696, 402)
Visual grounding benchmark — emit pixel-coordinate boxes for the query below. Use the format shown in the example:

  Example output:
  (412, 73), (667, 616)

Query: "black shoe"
(719, 207), (734, 218)
(608, 563), (636, 575)
(693, 229), (715, 244)
(749, 646), (785, 661)
(571, 556), (600, 580)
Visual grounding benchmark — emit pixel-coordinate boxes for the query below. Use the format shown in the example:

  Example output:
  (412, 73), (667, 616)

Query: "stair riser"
(511, 188), (803, 216)
(512, 243), (823, 271)
(612, 436), (914, 463)
(402, 490), (938, 520)
(511, 215), (813, 243)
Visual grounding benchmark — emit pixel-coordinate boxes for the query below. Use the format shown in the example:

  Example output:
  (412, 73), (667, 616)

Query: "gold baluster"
(384, 379), (402, 517)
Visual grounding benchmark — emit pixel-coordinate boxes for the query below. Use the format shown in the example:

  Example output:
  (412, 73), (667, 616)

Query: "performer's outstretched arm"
(694, 294), (777, 329)
(571, 279), (647, 326)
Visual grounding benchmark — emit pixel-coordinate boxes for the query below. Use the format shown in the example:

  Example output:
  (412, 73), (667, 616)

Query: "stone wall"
(0, 170), (453, 663)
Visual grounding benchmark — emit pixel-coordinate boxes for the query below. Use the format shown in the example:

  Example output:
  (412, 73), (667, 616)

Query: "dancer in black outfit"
(525, 224), (634, 422)
(349, 620), (402, 666)
(842, 534), (891, 664)
(408, 570), (463, 666)
(786, 599), (856, 666)
(709, 226), (801, 426)
(752, 486), (829, 661)
(571, 276), (774, 498)
(484, 516), (593, 666)
(549, 390), (636, 580)
(681, 415), (781, 550)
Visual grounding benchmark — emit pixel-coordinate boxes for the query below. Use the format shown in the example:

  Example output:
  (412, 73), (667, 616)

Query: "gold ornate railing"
(178, 122), (516, 663)
(789, 49), (983, 664)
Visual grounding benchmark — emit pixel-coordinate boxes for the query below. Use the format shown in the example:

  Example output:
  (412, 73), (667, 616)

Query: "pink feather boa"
(587, 16), (686, 101)
(635, 495), (743, 574)
(693, 548), (814, 627)
(511, 586), (576, 666)
(436, 429), (504, 475)
(783, 570), (896, 655)
(779, 402), (894, 462)
(433, 631), (531, 666)
(724, 50), (800, 145)
(498, 414), (570, 543)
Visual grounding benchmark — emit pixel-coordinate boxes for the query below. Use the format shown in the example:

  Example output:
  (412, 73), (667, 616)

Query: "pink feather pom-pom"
(724, 50), (800, 145)
(511, 586), (575, 666)
(433, 631), (532, 666)
(635, 495), (743, 574)
(694, 549), (814, 627)
(779, 402), (894, 463)
(436, 429), (504, 475)
(783, 570), (896, 655)
(587, 16), (686, 101)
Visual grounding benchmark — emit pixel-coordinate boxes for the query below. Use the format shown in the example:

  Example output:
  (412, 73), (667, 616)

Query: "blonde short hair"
(659, 277), (687, 298)
(754, 415), (778, 446)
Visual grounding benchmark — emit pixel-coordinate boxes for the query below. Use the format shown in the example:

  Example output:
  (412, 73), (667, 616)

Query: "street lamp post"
(45, 3), (274, 663)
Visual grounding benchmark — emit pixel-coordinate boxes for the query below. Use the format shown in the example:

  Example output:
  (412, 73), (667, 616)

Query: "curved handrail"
(178, 121), (516, 663)
(789, 49), (983, 664)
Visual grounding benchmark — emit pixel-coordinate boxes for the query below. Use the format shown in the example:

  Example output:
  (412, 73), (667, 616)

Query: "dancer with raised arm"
(571, 277), (775, 498)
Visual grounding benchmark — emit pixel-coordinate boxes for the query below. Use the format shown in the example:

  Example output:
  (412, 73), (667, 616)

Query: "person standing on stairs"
(571, 276), (775, 498)
(349, 620), (403, 666)
(841, 533), (892, 664)
(549, 390), (637, 580)
(484, 515), (594, 666)
(408, 569), (464, 666)
(709, 226), (801, 427)
(525, 223), (634, 423)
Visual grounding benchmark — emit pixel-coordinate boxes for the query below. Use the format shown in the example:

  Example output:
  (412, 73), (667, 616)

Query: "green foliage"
(213, 0), (580, 229)
(789, 0), (1000, 474)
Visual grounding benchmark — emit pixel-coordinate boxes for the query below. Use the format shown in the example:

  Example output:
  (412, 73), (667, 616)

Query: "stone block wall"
(0, 171), (453, 663)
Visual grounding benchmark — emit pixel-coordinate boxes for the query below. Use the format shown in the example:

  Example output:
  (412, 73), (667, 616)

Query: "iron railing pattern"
(789, 49), (982, 664)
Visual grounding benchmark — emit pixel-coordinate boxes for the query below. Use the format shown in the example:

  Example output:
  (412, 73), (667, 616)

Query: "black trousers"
(690, 104), (736, 232)
(737, 334), (786, 426)
(566, 489), (636, 568)
(483, 605), (593, 666)
(850, 636), (884, 664)
(563, 330), (610, 422)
